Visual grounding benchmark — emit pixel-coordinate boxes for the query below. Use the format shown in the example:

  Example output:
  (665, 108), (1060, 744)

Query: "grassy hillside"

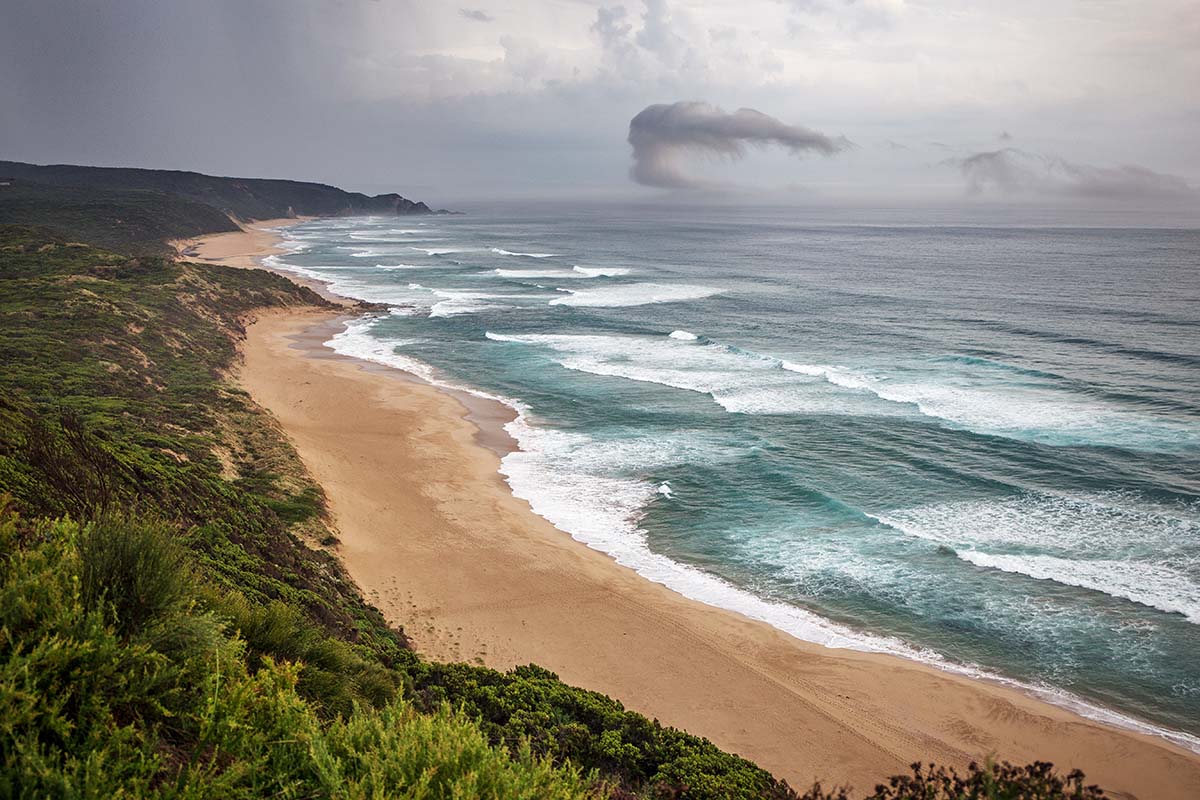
(0, 224), (1106, 798)
(0, 180), (240, 256)
(0, 160), (438, 221)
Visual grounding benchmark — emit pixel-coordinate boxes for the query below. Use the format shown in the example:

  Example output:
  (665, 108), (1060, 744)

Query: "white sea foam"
(489, 245), (559, 257)
(409, 286), (543, 317)
(491, 247), (559, 258)
(781, 361), (876, 392)
(375, 263), (440, 270)
(498, 418), (909, 653)
(429, 293), (497, 317)
(372, 322), (1191, 447)
(485, 332), (894, 415)
(260, 255), (347, 287)
(349, 232), (444, 242)
(573, 265), (631, 277)
(872, 493), (1200, 623)
(957, 551), (1200, 623)
(349, 248), (413, 258)
(325, 317), (445, 387)
(496, 266), (628, 280)
(261, 255), (440, 307)
(496, 405), (1200, 754)
(412, 246), (474, 256)
(347, 228), (427, 239)
(782, 361), (1194, 450)
(277, 239), (310, 254)
(549, 284), (723, 308)
(494, 268), (579, 279)
(323, 312), (1200, 755)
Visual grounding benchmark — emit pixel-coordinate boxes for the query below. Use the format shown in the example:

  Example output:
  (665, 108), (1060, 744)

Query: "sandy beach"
(173, 218), (355, 307)
(215, 226), (1200, 798)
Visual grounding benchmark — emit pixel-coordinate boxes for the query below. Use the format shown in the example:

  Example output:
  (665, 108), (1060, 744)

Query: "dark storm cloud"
(460, 8), (494, 22)
(956, 149), (1192, 199)
(627, 101), (851, 188)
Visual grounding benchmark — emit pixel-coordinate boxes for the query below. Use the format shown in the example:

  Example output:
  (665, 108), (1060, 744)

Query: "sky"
(2, 0), (1198, 209)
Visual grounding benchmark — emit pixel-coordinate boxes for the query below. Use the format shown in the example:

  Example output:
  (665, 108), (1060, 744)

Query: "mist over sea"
(267, 203), (1200, 748)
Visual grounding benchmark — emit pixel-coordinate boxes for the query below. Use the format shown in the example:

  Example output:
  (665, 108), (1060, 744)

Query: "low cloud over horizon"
(628, 101), (850, 189)
(953, 149), (1194, 201)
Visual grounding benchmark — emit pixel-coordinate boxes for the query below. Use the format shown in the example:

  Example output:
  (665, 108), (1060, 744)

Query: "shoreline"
(172, 217), (356, 307)
(220, 224), (1200, 797)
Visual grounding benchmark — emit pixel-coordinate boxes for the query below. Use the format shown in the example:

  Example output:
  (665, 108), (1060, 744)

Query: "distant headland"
(0, 159), (453, 255)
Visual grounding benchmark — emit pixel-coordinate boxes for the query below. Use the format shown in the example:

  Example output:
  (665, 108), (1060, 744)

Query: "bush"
(0, 509), (598, 799)
(77, 513), (191, 637)
(208, 591), (401, 717)
(799, 761), (1105, 800)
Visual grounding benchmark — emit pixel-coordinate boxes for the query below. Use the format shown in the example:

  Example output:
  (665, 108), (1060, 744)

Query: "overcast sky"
(2, 0), (1198, 208)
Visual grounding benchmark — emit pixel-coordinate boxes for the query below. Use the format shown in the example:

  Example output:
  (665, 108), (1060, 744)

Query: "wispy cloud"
(628, 101), (851, 188)
(459, 8), (494, 23)
(953, 148), (1192, 199)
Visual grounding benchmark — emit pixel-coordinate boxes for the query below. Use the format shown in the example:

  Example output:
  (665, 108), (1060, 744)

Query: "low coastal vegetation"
(0, 180), (240, 256)
(0, 199), (1108, 797)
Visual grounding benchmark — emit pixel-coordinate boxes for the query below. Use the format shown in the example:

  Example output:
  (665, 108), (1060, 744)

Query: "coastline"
(172, 218), (355, 307)
(221, 225), (1200, 797)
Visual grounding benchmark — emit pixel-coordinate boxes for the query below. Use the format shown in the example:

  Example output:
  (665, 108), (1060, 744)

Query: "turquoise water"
(268, 204), (1200, 748)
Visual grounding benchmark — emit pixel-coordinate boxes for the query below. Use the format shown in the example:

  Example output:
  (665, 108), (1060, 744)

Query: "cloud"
(459, 8), (494, 22)
(955, 148), (1192, 200)
(636, 0), (689, 65)
(627, 101), (851, 188)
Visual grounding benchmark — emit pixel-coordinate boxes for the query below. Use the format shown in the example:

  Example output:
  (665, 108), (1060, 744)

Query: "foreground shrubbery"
(0, 510), (597, 798)
(0, 225), (1107, 798)
(1, 510), (1103, 799)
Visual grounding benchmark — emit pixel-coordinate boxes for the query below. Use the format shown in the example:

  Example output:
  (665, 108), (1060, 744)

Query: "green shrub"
(0, 509), (599, 799)
(208, 591), (401, 717)
(407, 662), (789, 798)
(77, 513), (191, 637)
(798, 761), (1105, 800)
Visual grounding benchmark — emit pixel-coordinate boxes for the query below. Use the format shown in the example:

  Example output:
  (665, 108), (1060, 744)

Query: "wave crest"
(549, 284), (722, 308)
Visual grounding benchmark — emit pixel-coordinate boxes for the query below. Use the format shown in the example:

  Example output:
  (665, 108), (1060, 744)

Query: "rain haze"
(2, 0), (1198, 211)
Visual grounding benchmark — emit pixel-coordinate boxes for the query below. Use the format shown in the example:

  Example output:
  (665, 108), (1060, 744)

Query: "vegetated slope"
(0, 180), (241, 256)
(0, 225), (1107, 799)
(0, 159), (438, 221)
(0, 226), (792, 798)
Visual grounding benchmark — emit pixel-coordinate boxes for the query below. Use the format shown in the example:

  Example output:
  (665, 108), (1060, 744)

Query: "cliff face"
(0, 161), (441, 221)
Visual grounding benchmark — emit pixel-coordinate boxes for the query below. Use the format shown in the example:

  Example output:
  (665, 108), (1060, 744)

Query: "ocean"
(266, 202), (1200, 750)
